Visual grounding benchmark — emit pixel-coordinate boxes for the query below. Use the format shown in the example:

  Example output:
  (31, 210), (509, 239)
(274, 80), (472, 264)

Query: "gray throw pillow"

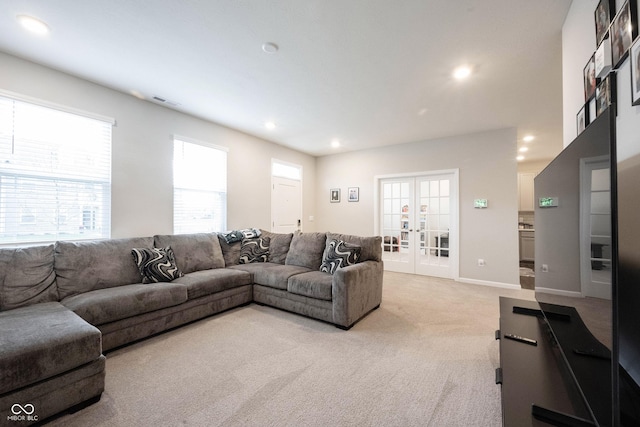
(131, 246), (184, 283)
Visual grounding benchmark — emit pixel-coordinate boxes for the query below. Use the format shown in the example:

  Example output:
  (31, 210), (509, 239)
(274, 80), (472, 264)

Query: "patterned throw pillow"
(320, 239), (361, 274)
(131, 246), (184, 283)
(239, 237), (271, 264)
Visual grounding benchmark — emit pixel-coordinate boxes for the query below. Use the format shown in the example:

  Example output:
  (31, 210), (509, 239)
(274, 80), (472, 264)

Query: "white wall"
(315, 128), (521, 287)
(0, 52), (317, 238)
(563, 0), (640, 160)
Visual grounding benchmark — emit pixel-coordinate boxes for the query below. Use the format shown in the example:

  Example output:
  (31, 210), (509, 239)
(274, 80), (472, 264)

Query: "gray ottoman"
(0, 302), (105, 425)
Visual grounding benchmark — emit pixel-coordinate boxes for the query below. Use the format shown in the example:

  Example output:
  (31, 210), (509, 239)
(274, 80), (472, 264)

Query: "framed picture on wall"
(348, 187), (359, 202)
(595, 0), (614, 46)
(631, 36), (640, 105)
(589, 97), (597, 122)
(596, 73), (616, 116)
(330, 188), (340, 203)
(610, 0), (636, 69)
(577, 104), (588, 134)
(584, 54), (598, 101)
(595, 35), (613, 77)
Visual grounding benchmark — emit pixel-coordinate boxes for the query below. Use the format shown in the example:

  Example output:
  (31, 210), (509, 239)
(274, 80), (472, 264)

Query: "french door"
(378, 171), (458, 279)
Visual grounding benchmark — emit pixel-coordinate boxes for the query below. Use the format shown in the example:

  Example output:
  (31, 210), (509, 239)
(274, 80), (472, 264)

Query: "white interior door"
(380, 178), (415, 273)
(580, 157), (612, 299)
(379, 171), (458, 279)
(415, 174), (456, 278)
(271, 176), (301, 233)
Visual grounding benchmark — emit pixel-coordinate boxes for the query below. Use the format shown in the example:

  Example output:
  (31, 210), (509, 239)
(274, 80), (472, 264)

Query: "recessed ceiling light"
(517, 155), (525, 161)
(519, 147), (529, 153)
(262, 42), (279, 54)
(331, 139), (341, 148)
(265, 121), (276, 130)
(17, 15), (50, 35)
(453, 65), (472, 80)
(523, 135), (535, 142)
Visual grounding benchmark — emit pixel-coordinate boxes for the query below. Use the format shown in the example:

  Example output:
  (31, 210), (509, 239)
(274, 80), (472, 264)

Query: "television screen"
(535, 108), (614, 425)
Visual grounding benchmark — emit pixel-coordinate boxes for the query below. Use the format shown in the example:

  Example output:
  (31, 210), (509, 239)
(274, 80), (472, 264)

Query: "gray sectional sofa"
(0, 230), (383, 425)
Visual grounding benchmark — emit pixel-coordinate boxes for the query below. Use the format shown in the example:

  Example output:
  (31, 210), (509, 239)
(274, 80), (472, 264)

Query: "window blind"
(173, 138), (227, 234)
(0, 95), (112, 244)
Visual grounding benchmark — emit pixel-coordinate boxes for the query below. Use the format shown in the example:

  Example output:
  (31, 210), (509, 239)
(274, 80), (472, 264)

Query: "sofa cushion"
(131, 246), (184, 283)
(285, 231), (326, 270)
(55, 237), (154, 300)
(326, 232), (382, 262)
(230, 263), (311, 290)
(320, 239), (361, 274)
(259, 229), (293, 264)
(0, 302), (101, 394)
(287, 271), (333, 301)
(220, 228), (261, 244)
(239, 237), (270, 264)
(0, 245), (58, 311)
(61, 283), (188, 325)
(218, 237), (241, 266)
(173, 268), (252, 300)
(154, 233), (224, 274)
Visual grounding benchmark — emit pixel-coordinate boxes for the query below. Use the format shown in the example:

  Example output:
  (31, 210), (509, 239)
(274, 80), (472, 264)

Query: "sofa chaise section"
(0, 243), (105, 426)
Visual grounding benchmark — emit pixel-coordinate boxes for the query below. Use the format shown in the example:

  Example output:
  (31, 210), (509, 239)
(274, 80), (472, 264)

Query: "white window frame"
(0, 91), (113, 245)
(173, 135), (228, 234)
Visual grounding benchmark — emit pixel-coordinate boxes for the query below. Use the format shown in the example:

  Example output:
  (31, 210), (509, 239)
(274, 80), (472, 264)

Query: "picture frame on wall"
(595, 0), (614, 46)
(595, 35), (613, 78)
(584, 54), (598, 101)
(589, 97), (597, 122)
(631, 37), (640, 106)
(610, 0), (636, 69)
(348, 187), (359, 202)
(577, 104), (588, 134)
(596, 73), (617, 116)
(330, 188), (340, 203)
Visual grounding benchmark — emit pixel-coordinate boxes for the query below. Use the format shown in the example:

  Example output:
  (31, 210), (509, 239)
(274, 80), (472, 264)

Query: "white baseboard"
(535, 287), (583, 298)
(457, 277), (521, 290)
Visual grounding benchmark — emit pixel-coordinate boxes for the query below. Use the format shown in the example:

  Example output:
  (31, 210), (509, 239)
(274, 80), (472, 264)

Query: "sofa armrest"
(331, 260), (383, 328)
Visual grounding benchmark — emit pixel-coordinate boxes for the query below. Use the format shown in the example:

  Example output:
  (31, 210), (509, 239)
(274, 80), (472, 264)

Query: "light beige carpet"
(48, 272), (533, 427)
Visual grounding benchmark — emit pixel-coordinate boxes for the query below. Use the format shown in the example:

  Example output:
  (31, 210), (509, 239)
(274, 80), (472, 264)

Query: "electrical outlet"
(542, 264), (549, 272)
(478, 259), (485, 267)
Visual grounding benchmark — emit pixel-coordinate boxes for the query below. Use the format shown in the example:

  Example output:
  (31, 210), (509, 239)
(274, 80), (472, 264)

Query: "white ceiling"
(0, 0), (572, 160)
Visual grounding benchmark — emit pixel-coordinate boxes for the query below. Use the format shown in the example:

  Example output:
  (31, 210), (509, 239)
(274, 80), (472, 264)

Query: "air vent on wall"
(152, 95), (180, 107)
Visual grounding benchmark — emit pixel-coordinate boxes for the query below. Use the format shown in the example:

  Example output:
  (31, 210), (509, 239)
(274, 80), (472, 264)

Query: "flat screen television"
(534, 106), (640, 426)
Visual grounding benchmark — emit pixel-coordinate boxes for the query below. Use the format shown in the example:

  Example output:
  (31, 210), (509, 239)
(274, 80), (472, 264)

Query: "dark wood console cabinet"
(497, 297), (594, 426)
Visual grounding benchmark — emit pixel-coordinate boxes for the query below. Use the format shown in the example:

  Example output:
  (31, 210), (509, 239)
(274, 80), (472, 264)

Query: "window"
(272, 159), (302, 180)
(0, 94), (112, 244)
(173, 137), (227, 234)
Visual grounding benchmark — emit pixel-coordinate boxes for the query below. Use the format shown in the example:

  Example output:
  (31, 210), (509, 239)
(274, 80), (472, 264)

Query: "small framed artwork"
(584, 54), (598, 101)
(596, 73), (616, 116)
(595, 0), (614, 46)
(610, 0), (636, 69)
(631, 37), (640, 105)
(348, 187), (359, 202)
(595, 36), (613, 78)
(577, 104), (588, 134)
(330, 188), (340, 203)
(589, 97), (597, 122)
